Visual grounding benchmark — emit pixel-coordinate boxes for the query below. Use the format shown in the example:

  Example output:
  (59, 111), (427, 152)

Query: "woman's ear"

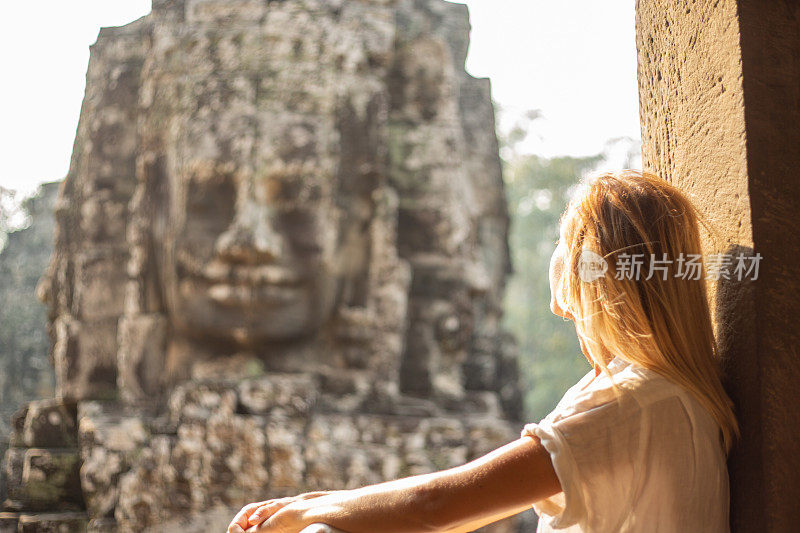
(549, 243), (572, 320)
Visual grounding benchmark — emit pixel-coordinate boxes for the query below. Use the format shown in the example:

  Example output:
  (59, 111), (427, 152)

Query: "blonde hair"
(555, 169), (739, 454)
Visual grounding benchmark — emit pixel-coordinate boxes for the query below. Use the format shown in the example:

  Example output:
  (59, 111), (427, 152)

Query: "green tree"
(0, 186), (30, 252)
(503, 153), (603, 421)
(0, 182), (58, 442)
(498, 109), (639, 421)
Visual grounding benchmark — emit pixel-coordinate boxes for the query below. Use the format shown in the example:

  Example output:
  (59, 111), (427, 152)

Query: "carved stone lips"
(207, 282), (299, 305)
(199, 260), (304, 287)
(198, 260), (304, 305)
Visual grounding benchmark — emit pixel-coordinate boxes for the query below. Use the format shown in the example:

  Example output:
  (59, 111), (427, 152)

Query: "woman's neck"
(578, 333), (614, 373)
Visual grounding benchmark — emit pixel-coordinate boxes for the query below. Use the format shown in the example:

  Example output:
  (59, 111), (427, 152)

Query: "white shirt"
(521, 356), (730, 532)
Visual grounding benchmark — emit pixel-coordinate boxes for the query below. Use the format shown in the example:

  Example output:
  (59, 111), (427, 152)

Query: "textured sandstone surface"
(637, 0), (800, 530)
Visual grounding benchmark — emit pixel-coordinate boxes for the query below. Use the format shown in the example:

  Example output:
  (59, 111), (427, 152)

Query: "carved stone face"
(153, 101), (356, 345)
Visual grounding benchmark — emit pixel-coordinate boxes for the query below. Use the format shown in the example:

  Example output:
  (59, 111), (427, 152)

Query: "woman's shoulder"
(546, 358), (685, 424)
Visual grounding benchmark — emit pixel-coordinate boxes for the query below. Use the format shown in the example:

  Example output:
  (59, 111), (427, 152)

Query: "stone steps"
(0, 512), (88, 533)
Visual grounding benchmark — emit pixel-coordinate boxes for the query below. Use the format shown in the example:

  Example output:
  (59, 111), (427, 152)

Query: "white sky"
(0, 0), (639, 198)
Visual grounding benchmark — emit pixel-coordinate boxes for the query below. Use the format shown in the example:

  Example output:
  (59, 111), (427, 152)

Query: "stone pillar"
(636, 1), (800, 530)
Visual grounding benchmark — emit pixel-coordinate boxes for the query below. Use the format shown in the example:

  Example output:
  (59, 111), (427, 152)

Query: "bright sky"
(0, 0), (639, 198)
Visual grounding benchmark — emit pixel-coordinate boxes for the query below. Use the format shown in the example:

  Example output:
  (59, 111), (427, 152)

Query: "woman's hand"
(227, 492), (332, 533)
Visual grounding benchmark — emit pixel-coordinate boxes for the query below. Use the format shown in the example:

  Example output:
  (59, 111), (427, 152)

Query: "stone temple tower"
(1, 1), (525, 530)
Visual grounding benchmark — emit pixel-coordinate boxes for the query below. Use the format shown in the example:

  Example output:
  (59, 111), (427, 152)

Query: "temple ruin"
(0, 0), (525, 531)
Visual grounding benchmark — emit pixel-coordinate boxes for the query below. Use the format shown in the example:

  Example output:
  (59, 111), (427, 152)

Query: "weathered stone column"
(636, 1), (800, 530)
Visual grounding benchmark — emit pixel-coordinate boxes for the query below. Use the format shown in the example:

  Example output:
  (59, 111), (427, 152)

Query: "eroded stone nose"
(214, 202), (286, 264)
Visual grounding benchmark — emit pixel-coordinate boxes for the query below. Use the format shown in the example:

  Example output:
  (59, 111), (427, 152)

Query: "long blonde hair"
(555, 169), (739, 453)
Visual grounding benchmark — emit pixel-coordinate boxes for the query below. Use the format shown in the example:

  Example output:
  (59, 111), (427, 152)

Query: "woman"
(228, 170), (739, 533)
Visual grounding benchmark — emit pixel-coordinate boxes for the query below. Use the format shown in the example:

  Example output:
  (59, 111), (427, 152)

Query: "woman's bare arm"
(232, 434), (560, 533)
(439, 501), (536, 533)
